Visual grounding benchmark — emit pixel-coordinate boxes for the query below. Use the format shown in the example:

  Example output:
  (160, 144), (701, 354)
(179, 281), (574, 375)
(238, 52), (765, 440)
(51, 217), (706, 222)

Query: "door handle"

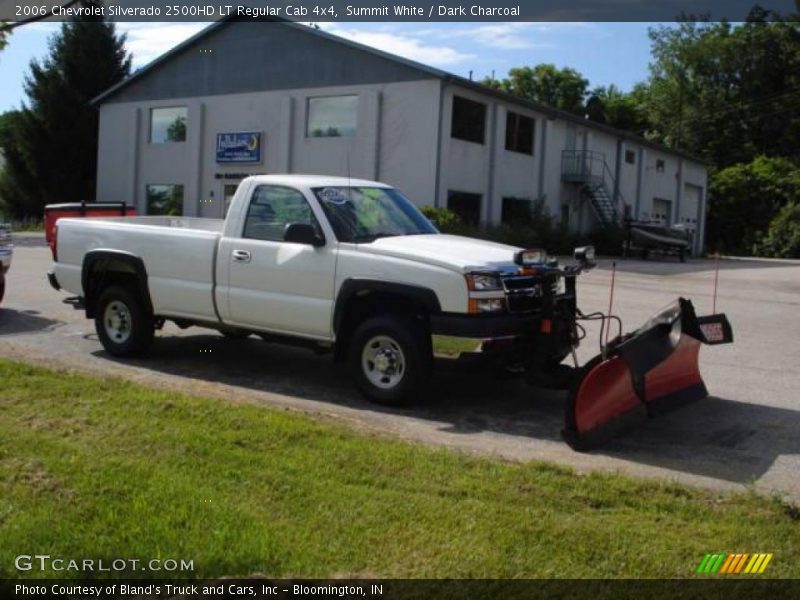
(232, 249), (251, 263)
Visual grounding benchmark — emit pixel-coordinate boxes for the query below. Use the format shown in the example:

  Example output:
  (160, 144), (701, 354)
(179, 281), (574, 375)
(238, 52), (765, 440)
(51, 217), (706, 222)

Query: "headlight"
(465, 272), (502, 291)
(468, 298), (505, 314)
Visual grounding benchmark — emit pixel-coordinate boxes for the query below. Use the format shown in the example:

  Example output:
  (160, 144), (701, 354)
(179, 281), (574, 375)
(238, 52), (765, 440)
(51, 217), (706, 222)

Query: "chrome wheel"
(361, 335), (406, 389)
(103, 300), (132, 344)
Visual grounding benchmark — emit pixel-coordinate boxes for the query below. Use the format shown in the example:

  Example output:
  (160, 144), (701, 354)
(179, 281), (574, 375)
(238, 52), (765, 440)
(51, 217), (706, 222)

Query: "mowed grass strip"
(0, 358), (797, 579)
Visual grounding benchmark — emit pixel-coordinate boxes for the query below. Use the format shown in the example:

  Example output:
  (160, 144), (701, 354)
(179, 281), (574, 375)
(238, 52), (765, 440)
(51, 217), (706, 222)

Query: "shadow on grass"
(92, 331), (800, 488)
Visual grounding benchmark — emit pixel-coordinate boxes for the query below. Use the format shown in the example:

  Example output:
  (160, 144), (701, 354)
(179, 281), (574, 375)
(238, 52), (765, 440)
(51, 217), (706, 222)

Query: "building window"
(501, 197), (532, 224)
(306, 95), (358, 138)
(451, 95), (486, 144)
(447, 191), (482, 226)
(146, 184), (184, 215)
(150, 107), (187, 143)
(243, 185), (319, 241)
(656, 159), (665, 173)
(505, 112), (534, 155)
(625, 149), (636, 164)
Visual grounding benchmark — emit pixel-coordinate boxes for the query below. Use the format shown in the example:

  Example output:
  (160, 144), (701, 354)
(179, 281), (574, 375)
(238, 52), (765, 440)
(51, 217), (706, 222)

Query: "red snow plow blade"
(563, 298), (733, 451)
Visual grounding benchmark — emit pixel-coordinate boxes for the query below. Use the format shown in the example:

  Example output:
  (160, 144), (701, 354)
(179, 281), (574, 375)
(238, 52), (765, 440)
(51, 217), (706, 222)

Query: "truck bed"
(87, 215), (225, 232)
(54, 216), (224, 321)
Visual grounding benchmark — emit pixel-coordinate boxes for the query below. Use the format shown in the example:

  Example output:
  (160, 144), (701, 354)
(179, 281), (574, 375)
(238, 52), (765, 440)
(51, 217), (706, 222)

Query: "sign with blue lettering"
(216, 132), (262, 163)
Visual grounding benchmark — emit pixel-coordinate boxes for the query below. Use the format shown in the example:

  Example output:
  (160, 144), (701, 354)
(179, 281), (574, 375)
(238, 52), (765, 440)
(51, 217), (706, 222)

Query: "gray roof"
(94, 17), (707, 165)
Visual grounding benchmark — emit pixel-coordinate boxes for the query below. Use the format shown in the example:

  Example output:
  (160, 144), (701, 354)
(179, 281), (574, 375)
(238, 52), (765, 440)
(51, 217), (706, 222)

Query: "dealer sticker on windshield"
(317, 187), (350, 204)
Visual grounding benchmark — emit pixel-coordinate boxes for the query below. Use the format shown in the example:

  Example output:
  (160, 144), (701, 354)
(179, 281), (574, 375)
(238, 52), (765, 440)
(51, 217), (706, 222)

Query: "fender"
(82, 250), (153, 318)
(333, 278), (441, 336)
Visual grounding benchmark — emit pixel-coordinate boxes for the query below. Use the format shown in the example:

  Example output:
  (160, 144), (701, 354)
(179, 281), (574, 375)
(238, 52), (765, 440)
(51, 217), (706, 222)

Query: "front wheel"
(348, 315), (432, 406)
(95, 286), (154, 357)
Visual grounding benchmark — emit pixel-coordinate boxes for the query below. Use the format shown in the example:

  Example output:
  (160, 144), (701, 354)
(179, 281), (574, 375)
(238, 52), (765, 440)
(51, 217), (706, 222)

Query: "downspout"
(634, 147), (644, 219)
(537, 118), (548, 200)
(373, 90), (383, 180)
(375, 92), (383, 181)
(131, 107), (141, 211)
(195, 102), (205, 217)
(434, 81), (445, 208)
(485, 102), (498, 224)
(675, 158), (684, 226)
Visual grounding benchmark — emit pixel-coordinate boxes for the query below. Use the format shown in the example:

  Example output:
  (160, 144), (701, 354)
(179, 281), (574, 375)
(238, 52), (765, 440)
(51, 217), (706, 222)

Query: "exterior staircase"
(582, 182), (619, 228)
(561, 150), (624, 228)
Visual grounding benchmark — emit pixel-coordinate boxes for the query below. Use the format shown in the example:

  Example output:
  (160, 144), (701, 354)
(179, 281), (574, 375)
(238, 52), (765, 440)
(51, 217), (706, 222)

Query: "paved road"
(2, 233), (799, 501)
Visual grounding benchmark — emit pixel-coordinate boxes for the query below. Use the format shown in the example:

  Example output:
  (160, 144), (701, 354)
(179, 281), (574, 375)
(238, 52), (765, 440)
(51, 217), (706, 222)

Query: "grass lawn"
(0, 358), (797, 579)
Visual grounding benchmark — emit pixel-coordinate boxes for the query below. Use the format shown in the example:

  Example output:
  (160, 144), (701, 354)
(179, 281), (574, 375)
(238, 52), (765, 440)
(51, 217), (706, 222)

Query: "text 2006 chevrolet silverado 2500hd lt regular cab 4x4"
(48, 175), (733, 449)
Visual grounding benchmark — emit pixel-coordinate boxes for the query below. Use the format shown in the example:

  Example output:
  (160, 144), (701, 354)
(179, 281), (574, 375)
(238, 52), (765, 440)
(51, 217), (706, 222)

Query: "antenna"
(712, 251), (720, 314)
(604, 261), (617, 350)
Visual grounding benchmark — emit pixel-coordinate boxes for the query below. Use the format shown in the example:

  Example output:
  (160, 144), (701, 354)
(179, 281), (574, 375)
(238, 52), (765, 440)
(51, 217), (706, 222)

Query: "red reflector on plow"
(563, 298), (732, 451)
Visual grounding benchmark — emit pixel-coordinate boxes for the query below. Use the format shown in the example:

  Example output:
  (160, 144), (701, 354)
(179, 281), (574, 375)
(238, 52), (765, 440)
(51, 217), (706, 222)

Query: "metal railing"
(561, 149), (630, 225)
(561, 149), (607, 185)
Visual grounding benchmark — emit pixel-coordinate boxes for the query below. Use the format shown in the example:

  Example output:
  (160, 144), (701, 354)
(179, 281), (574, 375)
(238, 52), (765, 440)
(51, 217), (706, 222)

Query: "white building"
(94, 19), (709, 254)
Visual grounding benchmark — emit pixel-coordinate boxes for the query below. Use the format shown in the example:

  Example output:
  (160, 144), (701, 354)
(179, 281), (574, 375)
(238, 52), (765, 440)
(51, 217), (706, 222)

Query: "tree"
(707, 156), (800, 254)
(643, 9), (800, 165)
(757, 201), (800, 258)
(585, 83), (651, 132)
(0, 3), (130, 218)
(482, 64), (589, 115)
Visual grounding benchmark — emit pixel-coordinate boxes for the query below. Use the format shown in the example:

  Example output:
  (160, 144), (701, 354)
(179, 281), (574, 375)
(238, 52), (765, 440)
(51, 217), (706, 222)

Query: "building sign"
(216, 132), (262, 163)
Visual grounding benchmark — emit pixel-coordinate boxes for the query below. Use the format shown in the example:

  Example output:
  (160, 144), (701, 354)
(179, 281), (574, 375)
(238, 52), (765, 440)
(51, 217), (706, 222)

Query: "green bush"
(708, 156), (800, 255)
(757, 202), (800, 258)
(420, 206), (461, 230)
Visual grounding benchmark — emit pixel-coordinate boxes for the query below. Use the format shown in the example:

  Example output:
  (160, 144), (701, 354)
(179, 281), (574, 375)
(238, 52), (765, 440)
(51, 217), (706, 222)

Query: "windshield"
(312, 186), (438, 243)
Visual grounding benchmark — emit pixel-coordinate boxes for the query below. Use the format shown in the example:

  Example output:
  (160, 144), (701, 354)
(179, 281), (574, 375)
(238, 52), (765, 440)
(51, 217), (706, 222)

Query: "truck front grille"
(501, 274), (560, 313)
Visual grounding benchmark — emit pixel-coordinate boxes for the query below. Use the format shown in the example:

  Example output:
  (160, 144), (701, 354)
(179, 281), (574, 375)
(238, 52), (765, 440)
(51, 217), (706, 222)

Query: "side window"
(243, 186), (318, 241)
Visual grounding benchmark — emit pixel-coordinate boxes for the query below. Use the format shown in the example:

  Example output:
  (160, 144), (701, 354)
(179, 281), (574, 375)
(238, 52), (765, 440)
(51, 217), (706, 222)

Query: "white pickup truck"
(48, 175), (594, 405)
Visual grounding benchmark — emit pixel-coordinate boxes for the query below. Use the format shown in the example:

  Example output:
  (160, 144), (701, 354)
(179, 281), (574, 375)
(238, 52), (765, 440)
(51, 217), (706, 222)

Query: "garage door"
(682, 184), (702, 233)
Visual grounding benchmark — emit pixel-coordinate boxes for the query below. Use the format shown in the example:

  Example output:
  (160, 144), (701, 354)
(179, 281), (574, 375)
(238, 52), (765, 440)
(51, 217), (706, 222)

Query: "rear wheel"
(95, 286), (154, 356)
(348, 315), (432, 406)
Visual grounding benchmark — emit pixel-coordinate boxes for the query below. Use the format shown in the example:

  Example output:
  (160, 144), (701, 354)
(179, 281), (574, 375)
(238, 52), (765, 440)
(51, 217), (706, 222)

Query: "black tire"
(94, 285), (154, 357)
(348, 314), (432, 406)
(0, 271), (5, 304)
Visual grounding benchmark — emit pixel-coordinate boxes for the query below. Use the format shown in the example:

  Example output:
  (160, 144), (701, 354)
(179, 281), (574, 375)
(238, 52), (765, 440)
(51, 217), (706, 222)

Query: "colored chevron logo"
(696, 553), (773, 574)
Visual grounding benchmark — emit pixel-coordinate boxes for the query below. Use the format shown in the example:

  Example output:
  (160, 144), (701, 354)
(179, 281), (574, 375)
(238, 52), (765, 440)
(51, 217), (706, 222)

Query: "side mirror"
(284, 222), (325, 247)
(574, 245), (596, 270)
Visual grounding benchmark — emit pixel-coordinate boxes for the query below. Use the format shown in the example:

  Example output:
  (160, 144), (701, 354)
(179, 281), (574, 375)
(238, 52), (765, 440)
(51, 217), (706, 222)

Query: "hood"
(357, 234), (523, 272)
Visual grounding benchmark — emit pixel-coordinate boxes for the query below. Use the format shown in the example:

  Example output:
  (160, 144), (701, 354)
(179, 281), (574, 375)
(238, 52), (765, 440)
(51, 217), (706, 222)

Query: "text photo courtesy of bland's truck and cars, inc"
(19, 3), (521, 19)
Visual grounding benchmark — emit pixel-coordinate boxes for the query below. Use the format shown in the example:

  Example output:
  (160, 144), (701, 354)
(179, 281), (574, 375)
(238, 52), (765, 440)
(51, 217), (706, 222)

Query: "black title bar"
(0, 0), (798, 23)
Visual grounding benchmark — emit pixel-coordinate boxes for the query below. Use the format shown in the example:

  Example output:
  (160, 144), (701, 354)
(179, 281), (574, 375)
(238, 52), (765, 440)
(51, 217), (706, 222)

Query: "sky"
(0, 21), (660, 113)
